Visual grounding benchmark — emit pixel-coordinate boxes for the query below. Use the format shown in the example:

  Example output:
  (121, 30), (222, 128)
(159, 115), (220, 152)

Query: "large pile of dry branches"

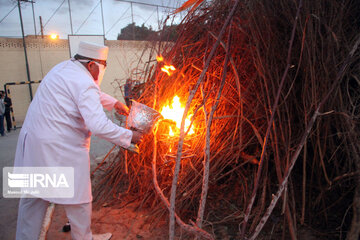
(95, 0), (360, 239)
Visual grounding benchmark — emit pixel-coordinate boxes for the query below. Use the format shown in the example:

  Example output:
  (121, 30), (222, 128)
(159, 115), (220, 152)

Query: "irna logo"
(8, 172), (69, 188)
(3, 167), (74, 198)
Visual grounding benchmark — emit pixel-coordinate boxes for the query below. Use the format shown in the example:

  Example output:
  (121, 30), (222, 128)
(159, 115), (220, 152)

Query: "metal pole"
(39, 16), (44, 38)
(130, 2), (134, 23)
(157, 6), (159, 29)
(131, 2), (134, 40)
(18, 0), (33, 101)
(100, 0), (105, 37)
(67, 0), (73, 34)
(31, 1), (37, 36)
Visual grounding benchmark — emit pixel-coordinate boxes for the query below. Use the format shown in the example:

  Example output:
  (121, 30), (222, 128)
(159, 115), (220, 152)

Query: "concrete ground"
(0, 128), (116, 240)
(0, 130), (20, 240)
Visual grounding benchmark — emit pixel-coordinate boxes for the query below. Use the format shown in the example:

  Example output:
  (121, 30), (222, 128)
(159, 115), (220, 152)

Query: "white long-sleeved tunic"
(14, 59), (132, 204)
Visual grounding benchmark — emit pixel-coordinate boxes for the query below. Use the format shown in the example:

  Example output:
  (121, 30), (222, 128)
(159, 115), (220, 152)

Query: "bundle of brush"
(95, 0), (360, 239)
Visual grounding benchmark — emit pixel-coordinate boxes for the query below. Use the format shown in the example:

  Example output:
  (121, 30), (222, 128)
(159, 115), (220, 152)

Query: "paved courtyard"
(0, 127), (115, 239)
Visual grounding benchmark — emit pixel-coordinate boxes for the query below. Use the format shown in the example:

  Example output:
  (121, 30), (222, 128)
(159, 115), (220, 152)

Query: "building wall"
(0, 37), (154, 124)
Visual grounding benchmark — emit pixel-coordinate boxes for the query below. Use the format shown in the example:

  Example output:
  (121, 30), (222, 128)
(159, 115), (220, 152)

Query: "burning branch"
(151, 124), (214, 240)
(169, 1), (241, 239)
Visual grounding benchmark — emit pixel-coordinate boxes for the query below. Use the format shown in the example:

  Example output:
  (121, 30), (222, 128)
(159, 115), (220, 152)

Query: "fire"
(169, 127), (175, 136)
(156, 55), (164, 62)
(161, 96), (195, 135)
(161, 65), (176, 76)
(157, 55), (176, 76)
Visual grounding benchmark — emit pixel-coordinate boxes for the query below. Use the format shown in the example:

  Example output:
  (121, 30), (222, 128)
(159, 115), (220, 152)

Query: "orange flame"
(161, 96), (195, 135)
(157, 55), (176, 76)
(161, 65), (176, 76)
(156, 55), (164, 62)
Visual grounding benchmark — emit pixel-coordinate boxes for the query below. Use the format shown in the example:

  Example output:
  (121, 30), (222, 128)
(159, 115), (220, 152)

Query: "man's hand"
(114, 101), (129, 116)
(131, 130), (143, 144)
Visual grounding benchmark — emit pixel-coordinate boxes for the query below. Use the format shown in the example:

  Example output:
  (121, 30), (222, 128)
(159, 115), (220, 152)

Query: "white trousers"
(16, 198), (93, 240)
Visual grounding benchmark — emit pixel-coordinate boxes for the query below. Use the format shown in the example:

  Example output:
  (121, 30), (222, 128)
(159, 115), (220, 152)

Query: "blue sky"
(0, 0), (187, 40)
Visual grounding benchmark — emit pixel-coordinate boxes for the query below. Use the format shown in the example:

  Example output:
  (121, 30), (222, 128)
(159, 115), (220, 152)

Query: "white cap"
(77, 41), (109, 61)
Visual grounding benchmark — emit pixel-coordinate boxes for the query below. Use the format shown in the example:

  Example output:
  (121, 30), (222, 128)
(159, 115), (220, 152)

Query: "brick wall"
(0, 37), (154, 124)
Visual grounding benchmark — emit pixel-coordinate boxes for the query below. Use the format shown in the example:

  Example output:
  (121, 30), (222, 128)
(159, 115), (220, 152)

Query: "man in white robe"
(14, 41), (142, 240)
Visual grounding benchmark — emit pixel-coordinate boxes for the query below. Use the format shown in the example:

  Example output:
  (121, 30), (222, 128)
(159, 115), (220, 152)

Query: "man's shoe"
(93, 233), (112, 240)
